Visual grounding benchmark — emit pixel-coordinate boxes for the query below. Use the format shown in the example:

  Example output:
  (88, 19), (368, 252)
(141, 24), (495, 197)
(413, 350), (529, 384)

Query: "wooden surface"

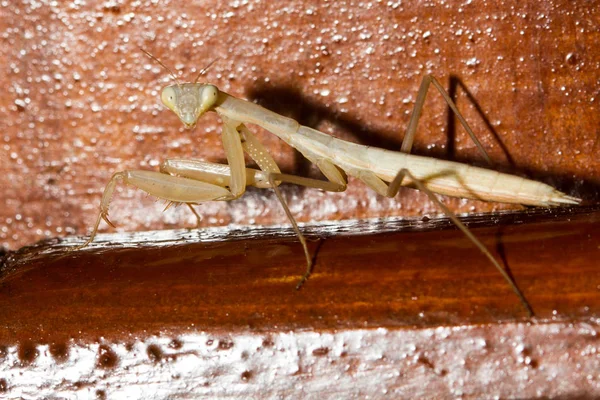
(2, 206), (599, 342)
(1, 207), (599, 398)
(1, 0), (599, 251)
(1, 1), (600, 398)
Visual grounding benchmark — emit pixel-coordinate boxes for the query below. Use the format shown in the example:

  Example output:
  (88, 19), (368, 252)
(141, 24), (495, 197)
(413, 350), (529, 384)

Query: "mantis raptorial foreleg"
(237, 122), (348, 191)
(219, 115), (247, 198)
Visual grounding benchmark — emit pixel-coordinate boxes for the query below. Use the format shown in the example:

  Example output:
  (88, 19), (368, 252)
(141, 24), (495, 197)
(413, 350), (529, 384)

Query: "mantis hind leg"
(401, 75), (492, 166)
(355, 169), (533, 316)
(395, 76), (533, 314)
(394, 170), (533, 316)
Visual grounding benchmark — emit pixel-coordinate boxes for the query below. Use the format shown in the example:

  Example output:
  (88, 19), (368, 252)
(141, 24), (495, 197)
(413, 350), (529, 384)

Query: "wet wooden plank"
(1, 208), (599, 398)
(1, 0), (599, 397)
(3, 207), (598, 343)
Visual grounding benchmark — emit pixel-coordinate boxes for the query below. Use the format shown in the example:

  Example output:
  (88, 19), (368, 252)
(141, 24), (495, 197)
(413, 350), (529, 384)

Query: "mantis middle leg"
(236, 122), (347, 287)
(72, 170), (235, 249)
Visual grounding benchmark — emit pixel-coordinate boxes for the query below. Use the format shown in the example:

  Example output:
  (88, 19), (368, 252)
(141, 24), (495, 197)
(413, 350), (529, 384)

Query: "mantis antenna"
(140, 47), (219, 85)
(193, 58), (219, 83)
(139, 48), (181, 86)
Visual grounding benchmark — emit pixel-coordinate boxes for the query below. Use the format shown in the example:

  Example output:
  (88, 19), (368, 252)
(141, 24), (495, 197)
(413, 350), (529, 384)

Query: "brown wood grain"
(1, 0), (598, 251)
(1, 1), (600, 398)
(1, 207), (599, 397)
(1, 206), (598, 343)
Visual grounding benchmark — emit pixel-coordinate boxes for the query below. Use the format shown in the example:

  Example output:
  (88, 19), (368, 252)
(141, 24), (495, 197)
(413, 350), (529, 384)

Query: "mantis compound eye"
(199, 84), (219, 111)
(160, 86), (178, 112)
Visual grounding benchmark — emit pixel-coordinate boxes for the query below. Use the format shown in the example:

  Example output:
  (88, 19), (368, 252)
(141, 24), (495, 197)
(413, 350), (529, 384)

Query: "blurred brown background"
(1, 0), (598, 251)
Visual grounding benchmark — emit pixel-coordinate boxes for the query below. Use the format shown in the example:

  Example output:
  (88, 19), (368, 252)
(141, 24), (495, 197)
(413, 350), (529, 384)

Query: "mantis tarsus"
(75, 50), (581, 317)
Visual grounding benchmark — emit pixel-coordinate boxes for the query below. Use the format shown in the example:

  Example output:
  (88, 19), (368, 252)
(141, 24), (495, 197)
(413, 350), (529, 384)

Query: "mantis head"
(140, 48), (220, 129)
(161, 83), (219, 129)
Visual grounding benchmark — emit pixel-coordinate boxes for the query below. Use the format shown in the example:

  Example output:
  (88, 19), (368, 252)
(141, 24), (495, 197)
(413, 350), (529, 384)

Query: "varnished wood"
(1, 208), (599, 397)
(2, 207), (598, 341)
(1, 0), (599, 397)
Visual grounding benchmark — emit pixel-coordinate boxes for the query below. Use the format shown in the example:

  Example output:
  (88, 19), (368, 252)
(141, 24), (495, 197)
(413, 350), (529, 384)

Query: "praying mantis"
(74, 50), (581, 316)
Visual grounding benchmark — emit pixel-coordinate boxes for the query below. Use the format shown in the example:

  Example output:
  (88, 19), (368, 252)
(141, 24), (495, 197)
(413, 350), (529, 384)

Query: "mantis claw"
(295, 274), (309, 291)
(163, 201), (175, 212)
(101, 213), (115, 228)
